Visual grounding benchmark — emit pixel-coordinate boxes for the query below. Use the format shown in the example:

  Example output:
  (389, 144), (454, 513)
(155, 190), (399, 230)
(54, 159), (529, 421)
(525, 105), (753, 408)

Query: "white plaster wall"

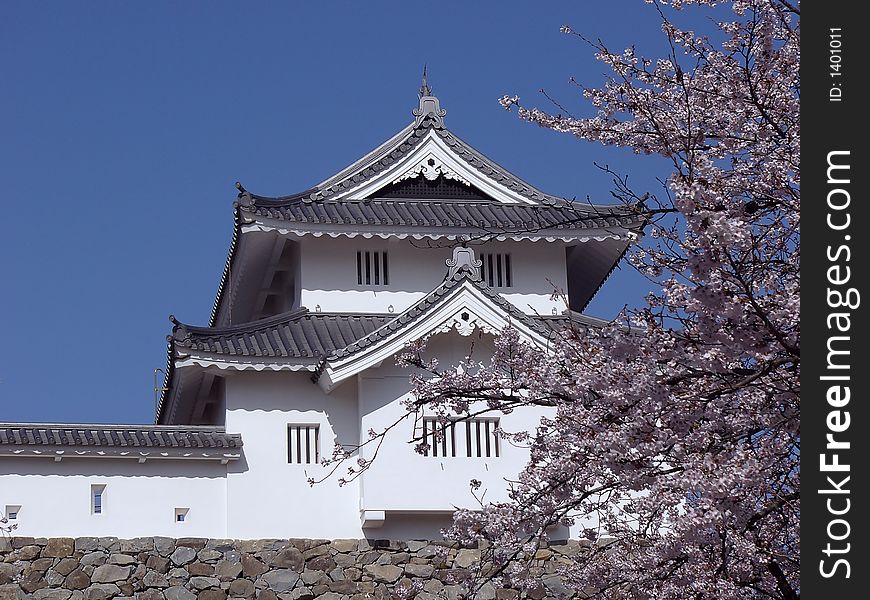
(299, 237), (567, 315)
(224, 371), (363, 539)
(357, 332), (552, 516)
(0, 458), (226, 538)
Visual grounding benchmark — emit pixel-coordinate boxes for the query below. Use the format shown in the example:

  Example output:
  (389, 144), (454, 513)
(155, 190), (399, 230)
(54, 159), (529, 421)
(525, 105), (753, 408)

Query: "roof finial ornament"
(413, 65), (446, 129)
(420, 64), (431, 98)
(445, 246), (482, 280)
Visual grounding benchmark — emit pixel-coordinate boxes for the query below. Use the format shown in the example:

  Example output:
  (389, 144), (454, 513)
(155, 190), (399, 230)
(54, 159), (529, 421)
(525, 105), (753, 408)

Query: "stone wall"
(0, 537), (583, 600)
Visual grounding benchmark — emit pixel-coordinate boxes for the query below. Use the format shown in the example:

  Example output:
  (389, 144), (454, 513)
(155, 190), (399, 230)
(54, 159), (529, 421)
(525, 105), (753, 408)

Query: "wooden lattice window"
(357, 251), (389, 286)
(422, 417), (499, 458)
(480, 253), (512, 288)
(288, 424), (320, 464)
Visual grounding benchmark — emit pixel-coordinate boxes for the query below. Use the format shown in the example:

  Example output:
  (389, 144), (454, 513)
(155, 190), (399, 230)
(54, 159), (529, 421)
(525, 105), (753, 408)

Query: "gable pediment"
(341, 130), (537, 205)
(316, 278), (552, 392)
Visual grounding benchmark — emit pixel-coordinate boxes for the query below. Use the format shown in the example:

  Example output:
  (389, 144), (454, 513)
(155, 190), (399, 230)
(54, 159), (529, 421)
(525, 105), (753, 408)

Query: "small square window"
(175, 508), (189, 523)
(4, 505), (20, 520)
(288, 424), (320, 464)
(91, 484), (106, 515)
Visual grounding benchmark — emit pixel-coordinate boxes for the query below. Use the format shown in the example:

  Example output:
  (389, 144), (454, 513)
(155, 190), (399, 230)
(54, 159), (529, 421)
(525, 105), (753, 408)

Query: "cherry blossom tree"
(403, 1), (800, 598)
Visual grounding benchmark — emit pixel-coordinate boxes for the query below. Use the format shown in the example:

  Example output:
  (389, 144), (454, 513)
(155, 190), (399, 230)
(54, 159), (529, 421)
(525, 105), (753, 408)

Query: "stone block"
(189, 577), (220, 590)
(0, 565), (14, 586)
(404, 564), (434, 578)
(46, 569), (66, 586)
(240, 556), (267, 578)
(55, 558), (80, 577)
(120, 540), (153, 554)
(153, 539), (176, 558)
(330, 540), (358, 553)
(16, 546), (42, 561)
(227, 579), (254, 598)
(146, 556), (170, 574)
(164, 587), (196, 600)
(91, 564), (131, 584)
(175, 540), (207, 551)
(363, 564), (402, 584)
(43, 538), (76, 558)
(197, 551), (222, 563)
(169, 548), (197, 567)
(269, 549), (303, 572)
(63, 569), (91, 590)
(75, 539), (101, 553)
(259, 570), (300, 593)
(84, 583), (121, 600)
(142, 572), (168, 589)
(81, 552), (108, 567)
(20, 572), (48, 594)
(215, 561), (242, 580)
(187, 563), (214, 577)
(33, 589), (73, 600)
(453, 549), (480, 569)
(305, 555), (334, 572)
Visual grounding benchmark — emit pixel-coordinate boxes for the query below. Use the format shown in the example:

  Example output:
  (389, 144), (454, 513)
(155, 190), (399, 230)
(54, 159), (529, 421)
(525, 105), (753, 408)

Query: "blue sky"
(1, 1), (693, 424)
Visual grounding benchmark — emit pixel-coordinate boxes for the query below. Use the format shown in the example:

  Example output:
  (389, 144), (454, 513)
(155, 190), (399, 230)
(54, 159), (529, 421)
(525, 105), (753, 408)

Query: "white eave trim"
(318, 281), (550, 392)
(175, 350), (318, 372)
(0, 447), (241, 462)
(240, 218), (635, 244)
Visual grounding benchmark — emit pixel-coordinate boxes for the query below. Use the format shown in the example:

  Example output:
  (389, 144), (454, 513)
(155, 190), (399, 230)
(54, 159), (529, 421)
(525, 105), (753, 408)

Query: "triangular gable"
(290, 93), (569, 207)
(315, 276), (553, 392)
(341, 130), (536, 205)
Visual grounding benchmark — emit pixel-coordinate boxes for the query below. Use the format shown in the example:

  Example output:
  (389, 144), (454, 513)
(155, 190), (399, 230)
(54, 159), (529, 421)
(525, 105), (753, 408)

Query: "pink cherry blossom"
(404, 1), (800, 598)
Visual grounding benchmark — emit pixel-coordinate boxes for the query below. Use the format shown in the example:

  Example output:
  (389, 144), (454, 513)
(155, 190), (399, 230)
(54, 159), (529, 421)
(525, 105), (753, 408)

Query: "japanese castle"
(0, 83), (642, 540)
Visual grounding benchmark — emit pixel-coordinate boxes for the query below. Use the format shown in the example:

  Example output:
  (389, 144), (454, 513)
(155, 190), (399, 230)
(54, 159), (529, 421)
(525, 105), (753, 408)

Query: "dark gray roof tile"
(242, 198), (639, 234)
(174, 311), (394, 360)
(0, 424), (242, 449)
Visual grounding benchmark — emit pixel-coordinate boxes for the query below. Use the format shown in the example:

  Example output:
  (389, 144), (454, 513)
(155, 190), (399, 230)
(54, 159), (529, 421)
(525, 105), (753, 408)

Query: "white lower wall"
(224, 371), (364, 539)
(0, 458), (226, 538)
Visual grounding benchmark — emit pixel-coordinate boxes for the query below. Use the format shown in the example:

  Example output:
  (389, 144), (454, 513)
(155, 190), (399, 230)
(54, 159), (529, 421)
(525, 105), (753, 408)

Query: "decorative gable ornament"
(391, 153), (471, 186)
(413, 94), (446, 129)
(434, 309), (499, 337)
(445, 246), (482, 279)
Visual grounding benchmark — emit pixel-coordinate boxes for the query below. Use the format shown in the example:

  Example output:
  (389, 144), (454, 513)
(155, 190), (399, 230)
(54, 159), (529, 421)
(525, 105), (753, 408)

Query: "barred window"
(422, 417), (499, 458)
(288, 424), (320, 464)
(357, 251), (389, 286)
(480, 253), (512, 288)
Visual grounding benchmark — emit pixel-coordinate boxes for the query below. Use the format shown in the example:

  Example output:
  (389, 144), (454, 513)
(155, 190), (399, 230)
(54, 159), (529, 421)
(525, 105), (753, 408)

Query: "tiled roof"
(323, 269), (556, 366)
(0, 424), (242, 449)
(235, 113), (641, 231)
(243, 115), (600, 208)
(240, 197), (638, 233)
(173, 309), (394, 359)
(176, 273), (608, 367)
